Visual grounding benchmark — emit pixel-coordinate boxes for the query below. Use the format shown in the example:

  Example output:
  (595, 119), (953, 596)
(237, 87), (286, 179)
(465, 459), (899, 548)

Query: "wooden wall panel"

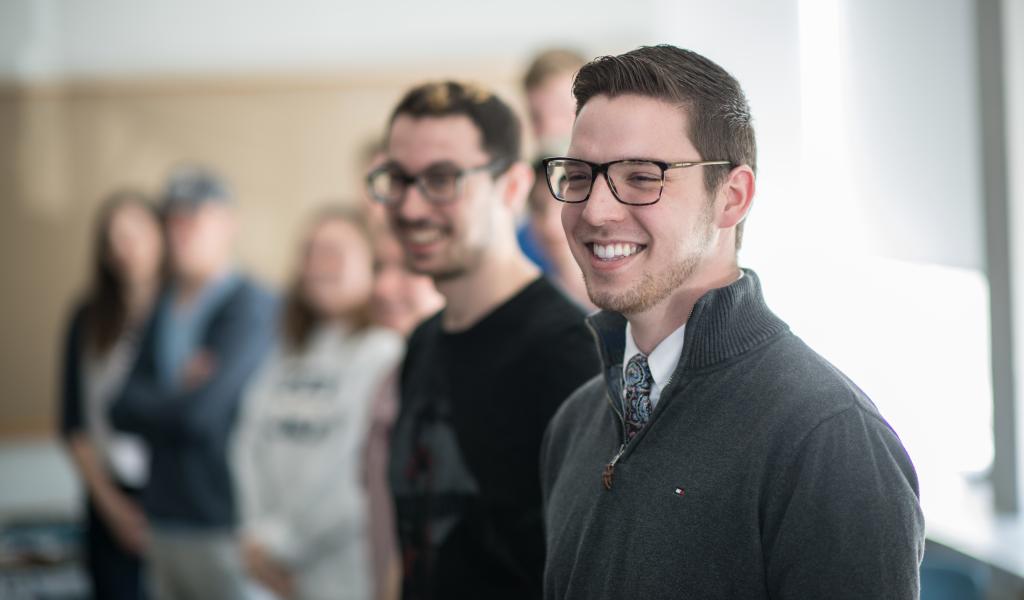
(0, 64), (522, 437)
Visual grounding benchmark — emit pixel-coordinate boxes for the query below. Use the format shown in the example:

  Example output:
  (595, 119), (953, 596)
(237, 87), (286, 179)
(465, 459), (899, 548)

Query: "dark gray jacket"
(540, 270), (924, 599)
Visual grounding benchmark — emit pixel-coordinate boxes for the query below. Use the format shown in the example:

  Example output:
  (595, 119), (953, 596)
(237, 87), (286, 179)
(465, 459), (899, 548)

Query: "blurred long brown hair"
(283, 205), (374, 351)
(84, 189), (163, 354)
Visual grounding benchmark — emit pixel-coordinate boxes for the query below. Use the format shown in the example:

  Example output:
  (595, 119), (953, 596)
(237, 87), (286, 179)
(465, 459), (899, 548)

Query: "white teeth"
(406, 229), (443, 244)
(592, 243), (641, 260)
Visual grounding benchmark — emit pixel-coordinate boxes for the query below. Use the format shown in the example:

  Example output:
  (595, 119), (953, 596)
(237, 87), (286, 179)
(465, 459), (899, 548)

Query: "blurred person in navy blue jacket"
(110, 165), (276, 600)
(60, 190), (164, 599)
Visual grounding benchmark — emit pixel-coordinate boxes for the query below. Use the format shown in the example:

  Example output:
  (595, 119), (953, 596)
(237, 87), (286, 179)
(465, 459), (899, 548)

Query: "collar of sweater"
(585, 268), (789, 382)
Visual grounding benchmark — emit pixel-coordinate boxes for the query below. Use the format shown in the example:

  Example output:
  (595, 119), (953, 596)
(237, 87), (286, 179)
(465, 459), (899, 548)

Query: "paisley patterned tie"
(623, 353), (654, 440)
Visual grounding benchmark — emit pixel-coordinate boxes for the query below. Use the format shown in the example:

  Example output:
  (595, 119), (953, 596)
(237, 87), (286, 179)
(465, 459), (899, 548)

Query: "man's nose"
(580, 174), (627, 226)
(394, 183), (433, 220)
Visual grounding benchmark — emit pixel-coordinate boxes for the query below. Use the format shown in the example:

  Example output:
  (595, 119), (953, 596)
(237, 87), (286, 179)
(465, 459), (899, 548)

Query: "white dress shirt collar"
(623, 321), (687, 409)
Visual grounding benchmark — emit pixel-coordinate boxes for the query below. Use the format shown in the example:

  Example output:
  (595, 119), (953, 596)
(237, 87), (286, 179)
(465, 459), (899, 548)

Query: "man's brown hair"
(573, 45), (756, 247)
(389, 81), (521, 172)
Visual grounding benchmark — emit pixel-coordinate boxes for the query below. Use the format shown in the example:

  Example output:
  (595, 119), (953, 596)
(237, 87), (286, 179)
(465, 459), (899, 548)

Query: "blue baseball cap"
(161, 165), (233, 213)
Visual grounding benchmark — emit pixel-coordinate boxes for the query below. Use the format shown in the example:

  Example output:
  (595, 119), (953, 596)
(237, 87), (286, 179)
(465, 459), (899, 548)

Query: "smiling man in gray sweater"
(539, 45), (925, 599)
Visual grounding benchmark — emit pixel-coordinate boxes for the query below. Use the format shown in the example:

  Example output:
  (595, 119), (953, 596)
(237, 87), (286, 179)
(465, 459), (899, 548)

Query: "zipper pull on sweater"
(603, 444), (626, 490)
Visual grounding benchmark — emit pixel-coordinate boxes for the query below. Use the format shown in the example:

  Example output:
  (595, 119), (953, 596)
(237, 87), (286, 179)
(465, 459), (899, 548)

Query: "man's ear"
(498, 161), (536, 214)
(715, 165), (755, 229)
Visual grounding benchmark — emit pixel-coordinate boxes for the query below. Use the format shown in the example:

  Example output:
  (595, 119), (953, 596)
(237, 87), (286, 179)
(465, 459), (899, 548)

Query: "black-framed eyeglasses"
(541, 157), (732, 206)
(366, 158), (510, 207)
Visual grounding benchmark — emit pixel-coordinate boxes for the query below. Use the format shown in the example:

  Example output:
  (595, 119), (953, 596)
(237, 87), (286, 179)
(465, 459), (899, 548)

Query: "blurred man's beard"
(407, 243), (487, 284)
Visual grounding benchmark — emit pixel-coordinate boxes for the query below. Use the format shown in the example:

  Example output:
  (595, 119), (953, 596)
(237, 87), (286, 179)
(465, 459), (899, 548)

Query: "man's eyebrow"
(380, 159), (462, 175)
(615, 156), (665, 163)
(562, 156), (665, 163)
(421, 160), (461, 171)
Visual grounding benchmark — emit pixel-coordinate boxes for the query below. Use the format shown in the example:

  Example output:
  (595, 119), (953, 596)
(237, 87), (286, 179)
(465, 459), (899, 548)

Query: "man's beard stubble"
(582, 206), (714, 316)
(395, 216), (488, 284)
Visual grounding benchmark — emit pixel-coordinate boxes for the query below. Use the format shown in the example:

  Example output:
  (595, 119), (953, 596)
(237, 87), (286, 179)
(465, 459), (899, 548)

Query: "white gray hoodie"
(233, 323), (403, 600)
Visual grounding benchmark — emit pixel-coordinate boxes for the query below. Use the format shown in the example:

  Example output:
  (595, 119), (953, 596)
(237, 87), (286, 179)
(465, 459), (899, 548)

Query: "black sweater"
(540, 269), (925, 599)
(390, 277), (600, 600)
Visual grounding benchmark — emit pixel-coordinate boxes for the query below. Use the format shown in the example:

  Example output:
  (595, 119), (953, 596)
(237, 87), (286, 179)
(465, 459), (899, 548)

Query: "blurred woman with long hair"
(59, 189), (165, 599)
(234, 206), (404, 600)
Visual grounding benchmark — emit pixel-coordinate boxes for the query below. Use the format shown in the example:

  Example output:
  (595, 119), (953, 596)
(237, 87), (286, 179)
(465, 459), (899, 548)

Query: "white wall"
(0, 0), (61, 80)
(1, 0), (656, 78)
(841, 0), (982, 269)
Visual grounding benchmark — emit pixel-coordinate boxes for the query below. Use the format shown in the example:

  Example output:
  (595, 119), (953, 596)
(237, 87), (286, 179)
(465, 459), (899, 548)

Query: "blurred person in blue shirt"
(518, 49), (593, 310)
(110, 165), (277, 600)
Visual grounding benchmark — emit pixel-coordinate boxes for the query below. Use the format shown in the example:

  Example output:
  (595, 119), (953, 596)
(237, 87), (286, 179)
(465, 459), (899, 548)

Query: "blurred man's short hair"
(523, 48), (587, 92)
(388, 81), (522, 172)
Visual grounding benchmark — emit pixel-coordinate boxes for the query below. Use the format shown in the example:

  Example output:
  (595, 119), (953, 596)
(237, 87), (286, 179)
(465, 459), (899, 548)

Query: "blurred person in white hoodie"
(233, 206), (404, 600)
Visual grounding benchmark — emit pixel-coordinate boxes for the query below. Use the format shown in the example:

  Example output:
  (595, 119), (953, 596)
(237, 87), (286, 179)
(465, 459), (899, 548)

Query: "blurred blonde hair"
(522, 48), (587, 91)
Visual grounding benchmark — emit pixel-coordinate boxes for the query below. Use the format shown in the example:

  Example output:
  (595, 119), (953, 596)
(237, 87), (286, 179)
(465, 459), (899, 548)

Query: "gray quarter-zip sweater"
(540, 269), (924, 599)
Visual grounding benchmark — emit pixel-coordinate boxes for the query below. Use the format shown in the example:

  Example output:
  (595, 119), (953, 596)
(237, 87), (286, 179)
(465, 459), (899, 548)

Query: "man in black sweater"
(539, 46), (924, 599)
(366, 82), (599, 599)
